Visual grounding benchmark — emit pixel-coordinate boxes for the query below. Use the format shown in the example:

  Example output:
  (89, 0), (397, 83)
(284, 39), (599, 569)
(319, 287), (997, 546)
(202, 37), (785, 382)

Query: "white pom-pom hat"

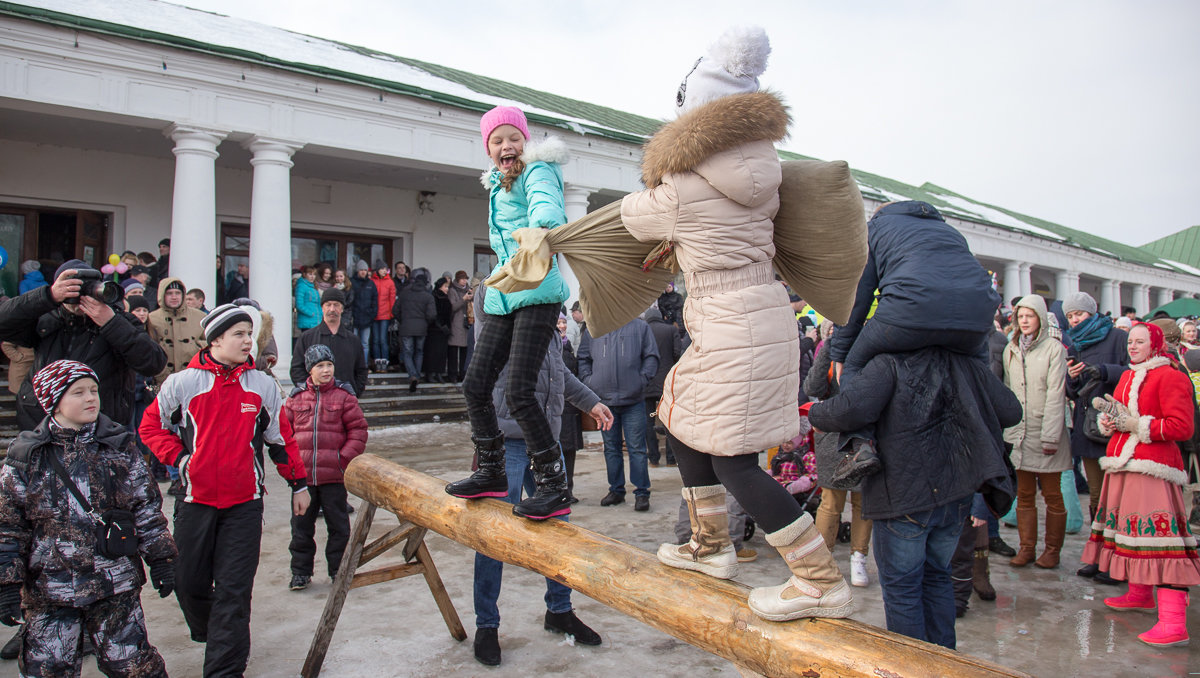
(675, 26), (771, 114)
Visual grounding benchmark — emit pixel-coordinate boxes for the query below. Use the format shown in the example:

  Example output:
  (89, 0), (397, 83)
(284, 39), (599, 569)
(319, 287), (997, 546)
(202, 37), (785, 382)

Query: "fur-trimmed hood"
(640, 91), (790, 188)
(480, 136), (570, 189)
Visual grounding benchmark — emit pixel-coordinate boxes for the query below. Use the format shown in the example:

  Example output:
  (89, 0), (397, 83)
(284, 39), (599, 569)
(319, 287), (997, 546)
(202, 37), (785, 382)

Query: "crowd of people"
(0, 24), (1194, 678)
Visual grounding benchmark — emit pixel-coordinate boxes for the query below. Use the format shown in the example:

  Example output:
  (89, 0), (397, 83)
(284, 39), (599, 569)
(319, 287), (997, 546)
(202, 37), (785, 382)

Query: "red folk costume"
(1081, 323), (1200, 587)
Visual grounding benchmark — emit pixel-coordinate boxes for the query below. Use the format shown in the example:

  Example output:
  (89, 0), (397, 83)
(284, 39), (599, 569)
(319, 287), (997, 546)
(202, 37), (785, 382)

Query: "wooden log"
(349, 562), (425, 589)
(345, 455), (1029, 678)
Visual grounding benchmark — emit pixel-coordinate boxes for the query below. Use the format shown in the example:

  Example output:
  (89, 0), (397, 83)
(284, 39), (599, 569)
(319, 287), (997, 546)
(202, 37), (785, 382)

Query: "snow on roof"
(1162, 258), (1200, 277)
(929, 193), (1066, 242)
(11, 0), (636, 138)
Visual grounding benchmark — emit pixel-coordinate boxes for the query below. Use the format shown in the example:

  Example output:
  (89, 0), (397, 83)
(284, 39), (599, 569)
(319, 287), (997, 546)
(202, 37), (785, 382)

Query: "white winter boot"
(749, 514), (855, 621)
(657, 485), (739, 579)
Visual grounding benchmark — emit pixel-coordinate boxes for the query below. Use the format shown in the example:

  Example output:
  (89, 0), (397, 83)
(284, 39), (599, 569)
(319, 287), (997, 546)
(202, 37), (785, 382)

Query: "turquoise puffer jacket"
(482, 137), (571, 316)
(294, 278), (322, 330)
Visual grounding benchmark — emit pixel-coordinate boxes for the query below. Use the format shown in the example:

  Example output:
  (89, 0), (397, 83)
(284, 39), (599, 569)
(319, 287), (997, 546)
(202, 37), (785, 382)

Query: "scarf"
(1018, 332), (1034, 355)
(1066, 313), (1112, 350)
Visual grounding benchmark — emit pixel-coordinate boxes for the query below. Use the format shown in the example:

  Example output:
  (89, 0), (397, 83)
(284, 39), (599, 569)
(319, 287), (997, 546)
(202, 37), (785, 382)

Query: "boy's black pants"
(174, 499), (263, 678)
(289, 483), (351, 579)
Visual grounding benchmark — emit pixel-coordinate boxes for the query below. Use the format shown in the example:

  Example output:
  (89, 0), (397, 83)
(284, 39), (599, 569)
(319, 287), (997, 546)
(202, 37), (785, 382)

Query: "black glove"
(0, 584), (20, 626)
(148, 558), (175, 599)
(1082, 365), (1102, 382)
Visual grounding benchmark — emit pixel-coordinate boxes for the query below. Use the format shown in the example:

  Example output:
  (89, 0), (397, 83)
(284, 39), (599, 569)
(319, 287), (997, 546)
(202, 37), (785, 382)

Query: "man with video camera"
(0, 259), (167, 432)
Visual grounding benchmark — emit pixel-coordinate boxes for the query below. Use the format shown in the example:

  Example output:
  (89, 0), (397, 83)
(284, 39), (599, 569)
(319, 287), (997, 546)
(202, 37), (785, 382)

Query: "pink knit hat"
(480, 106), (529, 146)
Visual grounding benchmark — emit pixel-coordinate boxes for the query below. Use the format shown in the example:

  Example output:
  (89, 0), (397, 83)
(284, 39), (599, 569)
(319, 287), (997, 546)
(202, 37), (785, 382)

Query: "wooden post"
(345, 454), (1030, 678)
(301, 498), (466, 678)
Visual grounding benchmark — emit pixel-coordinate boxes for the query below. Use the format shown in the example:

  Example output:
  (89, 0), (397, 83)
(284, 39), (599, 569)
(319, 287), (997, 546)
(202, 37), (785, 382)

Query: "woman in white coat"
(1002, 294), (1072, 568)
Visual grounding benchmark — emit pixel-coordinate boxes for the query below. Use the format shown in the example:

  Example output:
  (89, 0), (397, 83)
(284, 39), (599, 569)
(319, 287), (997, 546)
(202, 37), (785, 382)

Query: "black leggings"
(463, 302), (560, 451)
(668, 432), (802, 534)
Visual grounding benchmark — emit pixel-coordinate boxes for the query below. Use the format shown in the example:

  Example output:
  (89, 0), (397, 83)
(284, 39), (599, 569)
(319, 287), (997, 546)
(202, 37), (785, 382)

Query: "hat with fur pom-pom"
(675, 26), (771, 114)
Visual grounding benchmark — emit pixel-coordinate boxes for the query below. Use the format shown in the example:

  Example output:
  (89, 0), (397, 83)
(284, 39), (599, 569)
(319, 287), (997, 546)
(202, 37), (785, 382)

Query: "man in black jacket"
(290, 288), (368, 396)
(0, 260), (167, 432)
(392, 268), (435, 392)
(807, 347), (1020, 650)
(642, 306), (681, 466)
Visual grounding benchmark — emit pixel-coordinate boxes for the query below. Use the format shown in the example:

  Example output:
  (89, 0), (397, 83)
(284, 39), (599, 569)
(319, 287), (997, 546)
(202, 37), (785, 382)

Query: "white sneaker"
(850, 552), (869, 587)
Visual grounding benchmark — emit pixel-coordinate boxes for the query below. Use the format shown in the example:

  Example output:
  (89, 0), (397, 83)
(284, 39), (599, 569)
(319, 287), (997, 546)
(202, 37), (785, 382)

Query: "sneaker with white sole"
(850, 552), (869, 587)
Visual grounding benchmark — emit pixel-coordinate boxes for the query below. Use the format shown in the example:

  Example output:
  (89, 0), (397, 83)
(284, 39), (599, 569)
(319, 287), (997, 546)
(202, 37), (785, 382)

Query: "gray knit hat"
(304, 343), (335, 373)
(1062, 291), (1097, 316)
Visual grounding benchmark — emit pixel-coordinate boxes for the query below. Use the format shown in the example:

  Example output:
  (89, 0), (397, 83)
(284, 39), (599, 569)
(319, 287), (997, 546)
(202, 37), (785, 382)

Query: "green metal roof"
(1143, 226), (1200, 271)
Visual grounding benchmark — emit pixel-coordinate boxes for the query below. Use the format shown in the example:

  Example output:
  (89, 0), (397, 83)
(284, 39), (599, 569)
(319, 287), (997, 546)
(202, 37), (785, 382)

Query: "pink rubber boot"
(1104, 583), (1156, 612)
(1138, 587), (1189, 647)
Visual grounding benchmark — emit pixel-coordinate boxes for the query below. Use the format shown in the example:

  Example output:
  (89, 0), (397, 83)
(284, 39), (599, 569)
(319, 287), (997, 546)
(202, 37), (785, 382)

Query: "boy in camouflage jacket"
(0, 360), (176, 676)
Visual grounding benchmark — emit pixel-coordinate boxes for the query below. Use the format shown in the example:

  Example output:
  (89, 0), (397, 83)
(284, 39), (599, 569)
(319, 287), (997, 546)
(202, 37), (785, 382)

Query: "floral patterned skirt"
(1081, 469), (1200, 586)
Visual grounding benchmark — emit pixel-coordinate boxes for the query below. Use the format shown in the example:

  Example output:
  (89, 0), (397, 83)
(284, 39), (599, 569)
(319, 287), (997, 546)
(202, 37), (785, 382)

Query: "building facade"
(1, 0), (1196, 378)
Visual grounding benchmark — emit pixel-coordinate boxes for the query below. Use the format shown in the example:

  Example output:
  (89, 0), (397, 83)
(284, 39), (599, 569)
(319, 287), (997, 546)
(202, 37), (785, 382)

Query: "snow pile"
(930, 193), (1066, 242)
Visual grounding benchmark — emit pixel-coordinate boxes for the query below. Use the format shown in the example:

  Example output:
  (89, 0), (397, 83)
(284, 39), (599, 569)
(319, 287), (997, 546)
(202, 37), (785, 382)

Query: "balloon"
(108, 253), (120, 266)
(101, 264), (115, 275)
(0, 246), (7, 271)
(116, 263), (128, 274)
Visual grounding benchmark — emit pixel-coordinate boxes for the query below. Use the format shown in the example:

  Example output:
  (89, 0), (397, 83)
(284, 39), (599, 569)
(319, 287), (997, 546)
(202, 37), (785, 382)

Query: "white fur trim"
(479, 137), (570, 189)
(1107, 356), (1172, 471)
(1136, 415), (1155, 444)
(684, 484), (725, 500)
(765, 513), (815, 547)
(1119, 459), (1189, 486)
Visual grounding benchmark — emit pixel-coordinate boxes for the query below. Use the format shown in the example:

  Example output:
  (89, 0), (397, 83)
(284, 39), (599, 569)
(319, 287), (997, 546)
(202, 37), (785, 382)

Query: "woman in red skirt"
(1084, 321), (1200, 647)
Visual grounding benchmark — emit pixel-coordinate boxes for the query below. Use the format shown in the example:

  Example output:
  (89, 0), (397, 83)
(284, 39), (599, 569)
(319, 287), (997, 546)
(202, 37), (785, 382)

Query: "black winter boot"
(513, 445), (571, 520)
(445, 435), (509, 499)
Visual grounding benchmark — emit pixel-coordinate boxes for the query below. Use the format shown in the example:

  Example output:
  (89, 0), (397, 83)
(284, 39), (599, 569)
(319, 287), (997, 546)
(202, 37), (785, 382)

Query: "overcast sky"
(175, 0), (1199, 246)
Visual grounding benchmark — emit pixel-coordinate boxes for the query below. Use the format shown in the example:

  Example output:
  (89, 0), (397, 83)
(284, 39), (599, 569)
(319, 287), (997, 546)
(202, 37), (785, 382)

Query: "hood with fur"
(640, 91), (789, 188)
(480, 136), (570, 189)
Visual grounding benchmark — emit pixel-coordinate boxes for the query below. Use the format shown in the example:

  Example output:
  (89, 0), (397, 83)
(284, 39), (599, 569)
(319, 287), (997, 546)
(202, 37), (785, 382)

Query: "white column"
(1155, 287), (1174, 309)
(1110, 280), (1124, 316)
(560, 184), (594, 309)
(165, 124), (226, 306)
(1003, 261), (1021, 307)
(245, 137), (304, 381)
(1019, 263), (1033, 297)
(1135, 283), (1152, 317)
(1099, 279), (1115, 317)
(1054, 270), (1079, 300)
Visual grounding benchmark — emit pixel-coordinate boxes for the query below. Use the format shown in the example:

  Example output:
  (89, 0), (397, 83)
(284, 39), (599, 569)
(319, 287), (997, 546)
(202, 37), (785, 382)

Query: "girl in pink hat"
(446, 106), (612, 521)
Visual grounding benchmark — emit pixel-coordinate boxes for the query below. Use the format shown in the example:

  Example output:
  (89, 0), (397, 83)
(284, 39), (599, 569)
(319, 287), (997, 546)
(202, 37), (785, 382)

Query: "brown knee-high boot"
(1010, 506), (1038, 567)
(973, 523), (996, 600)
(1035, 507), (1067, 568)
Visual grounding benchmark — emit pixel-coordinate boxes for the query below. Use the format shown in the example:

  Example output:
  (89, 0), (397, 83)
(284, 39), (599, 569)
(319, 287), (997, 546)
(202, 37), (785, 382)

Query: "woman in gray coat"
(1002, 294), (1071, 569)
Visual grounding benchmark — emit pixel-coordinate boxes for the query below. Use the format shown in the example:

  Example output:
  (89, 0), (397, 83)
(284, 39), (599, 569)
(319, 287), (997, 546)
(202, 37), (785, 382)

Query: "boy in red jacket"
(284, 344), (369, 590)
(140, 303), (309, 677)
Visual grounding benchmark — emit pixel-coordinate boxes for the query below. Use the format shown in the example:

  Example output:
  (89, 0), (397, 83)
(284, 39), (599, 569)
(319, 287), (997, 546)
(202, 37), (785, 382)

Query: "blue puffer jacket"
(294, 278), (321, 330)
(481, 138), (571, 316)
(18, 270), (47, 295)
(830, 201), (1001, 363)
(577, 318), (659, 408)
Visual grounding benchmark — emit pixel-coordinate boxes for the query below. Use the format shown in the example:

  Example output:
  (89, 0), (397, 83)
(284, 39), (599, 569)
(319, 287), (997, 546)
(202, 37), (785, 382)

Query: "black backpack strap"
(46, 452), (99, 520)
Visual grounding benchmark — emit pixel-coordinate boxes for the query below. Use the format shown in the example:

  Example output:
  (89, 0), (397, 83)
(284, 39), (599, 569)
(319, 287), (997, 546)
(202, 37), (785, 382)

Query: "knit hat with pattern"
(32, 359), (98, 414)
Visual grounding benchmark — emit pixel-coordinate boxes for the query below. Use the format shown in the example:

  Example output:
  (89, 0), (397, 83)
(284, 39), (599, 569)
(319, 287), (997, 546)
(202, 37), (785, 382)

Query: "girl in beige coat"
(1002, 294), (1072, 568)
(621, 26), (851, 622)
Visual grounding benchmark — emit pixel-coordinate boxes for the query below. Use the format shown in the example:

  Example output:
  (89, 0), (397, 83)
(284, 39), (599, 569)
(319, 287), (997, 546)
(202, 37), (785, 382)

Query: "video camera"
(68, 269), (125, 306)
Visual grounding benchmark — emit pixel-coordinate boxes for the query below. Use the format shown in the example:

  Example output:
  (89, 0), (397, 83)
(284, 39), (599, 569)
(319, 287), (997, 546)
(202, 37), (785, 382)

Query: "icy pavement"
(60, 422), (1200, 677)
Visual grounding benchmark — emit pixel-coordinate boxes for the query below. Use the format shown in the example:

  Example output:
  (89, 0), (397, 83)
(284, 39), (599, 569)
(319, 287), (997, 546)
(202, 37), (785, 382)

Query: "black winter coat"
(644, 311), (682, 399)
(0, 286), (167, 431)
(1065, 326), (1129, 459)
(350, 275), (378, 329)
(830, 201), (1001, 363)
(393, 284), (436, 337)
(559, 341), (585, 453)
(808, 348), (1022, 521)
(290, 322), (370, 397)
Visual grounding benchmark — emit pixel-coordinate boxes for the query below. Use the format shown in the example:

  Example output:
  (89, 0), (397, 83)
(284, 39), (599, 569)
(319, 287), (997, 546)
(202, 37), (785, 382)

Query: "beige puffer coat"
(1002, 293), (1072, 472)
(621, 91), (798, 455)
(146, 277), (207, 385)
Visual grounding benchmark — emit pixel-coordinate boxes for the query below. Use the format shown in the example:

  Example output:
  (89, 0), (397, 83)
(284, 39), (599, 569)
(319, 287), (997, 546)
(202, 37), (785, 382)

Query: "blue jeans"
(370, 320), (390, 362)
(601, 401), (650, 497)
(401, 335), (425, 378)
(871, 495), (971, 649)
(356, 325), (370, 362)
(473, 439), (572, 628)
